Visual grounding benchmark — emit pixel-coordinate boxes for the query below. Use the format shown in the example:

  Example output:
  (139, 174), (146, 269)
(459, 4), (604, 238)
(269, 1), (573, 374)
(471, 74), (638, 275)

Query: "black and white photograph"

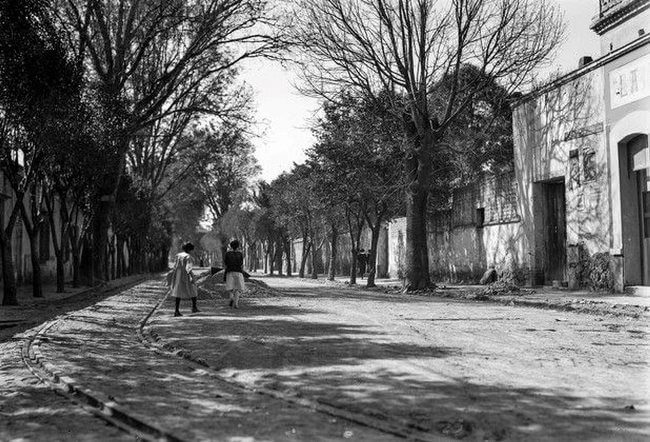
(0, 0), (648, 440)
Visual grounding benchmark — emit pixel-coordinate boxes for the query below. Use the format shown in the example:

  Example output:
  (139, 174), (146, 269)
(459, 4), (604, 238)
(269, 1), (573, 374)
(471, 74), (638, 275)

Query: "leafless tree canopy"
(288, 0), (564, 290)
(291, 0), (563, 131)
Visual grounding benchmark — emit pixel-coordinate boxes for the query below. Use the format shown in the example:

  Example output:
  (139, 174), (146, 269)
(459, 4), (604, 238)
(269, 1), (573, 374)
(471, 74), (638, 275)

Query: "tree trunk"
(70, 232), (82, 288)
(45, 194), (66, 293)
(80, 234), (94, 285)
(298, 241), (311, 278)
(92, 198), (111, 281)
(283, 239), (292, 277)
(125, 240), (132, 275)
(348, 227), (362, 285)
(54, 249), (65, 293)
(248, 243), (256, 272)
(109, 236), (116, 280)
(263, 247), (268, 273)
(328, 227), (338, 281)
(160, 244), (169, 272)
(104, 243), (110, 280)
(268, 242), (275, 275)
(310, 241), (318, 279)
(116, 238), (123, 278)
(71, 249), (80, 288)
(366, 224), (381, 288)
(404, 184), (431, 290)
(26, 229), (43, 298)
(275, 241), (283, 276)
(1, 238), (18, 305)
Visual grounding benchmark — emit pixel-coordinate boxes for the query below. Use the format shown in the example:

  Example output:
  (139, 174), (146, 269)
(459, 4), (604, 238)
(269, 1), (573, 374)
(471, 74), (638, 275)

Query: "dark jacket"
(225, 250), (244, 274)
(224, 250), (251, 279)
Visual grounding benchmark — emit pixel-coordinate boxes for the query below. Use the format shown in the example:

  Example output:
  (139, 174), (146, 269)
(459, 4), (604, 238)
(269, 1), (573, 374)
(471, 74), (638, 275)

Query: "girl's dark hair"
(230, 239), (240, 250)
(182, 242), (195, 252)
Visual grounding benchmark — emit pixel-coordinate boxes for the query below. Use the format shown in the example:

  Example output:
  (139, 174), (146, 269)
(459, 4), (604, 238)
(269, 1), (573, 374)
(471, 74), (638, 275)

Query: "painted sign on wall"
(610, 52), (650, 109)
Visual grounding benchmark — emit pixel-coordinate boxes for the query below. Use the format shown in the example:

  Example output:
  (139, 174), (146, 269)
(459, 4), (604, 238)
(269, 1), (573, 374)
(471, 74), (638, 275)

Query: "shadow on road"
(152, 282), (649, 442)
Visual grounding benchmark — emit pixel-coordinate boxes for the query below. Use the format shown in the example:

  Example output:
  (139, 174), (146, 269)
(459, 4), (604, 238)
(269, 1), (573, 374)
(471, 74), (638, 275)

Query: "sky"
(241, 0), (602, 182)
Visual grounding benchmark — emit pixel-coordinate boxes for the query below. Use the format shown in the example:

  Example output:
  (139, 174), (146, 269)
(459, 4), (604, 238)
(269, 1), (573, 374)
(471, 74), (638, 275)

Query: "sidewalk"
(291, 275), (650, 318)
(1, 274), (149, 340)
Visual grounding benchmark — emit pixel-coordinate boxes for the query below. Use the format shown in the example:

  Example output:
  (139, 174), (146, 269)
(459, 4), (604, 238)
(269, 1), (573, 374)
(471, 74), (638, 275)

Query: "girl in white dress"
(169, 242), (199, 316)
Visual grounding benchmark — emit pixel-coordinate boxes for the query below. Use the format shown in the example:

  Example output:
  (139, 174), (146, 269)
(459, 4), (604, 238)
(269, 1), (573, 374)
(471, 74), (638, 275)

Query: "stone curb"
(20, 277), (184, 442)
(139, 278), (448, 442)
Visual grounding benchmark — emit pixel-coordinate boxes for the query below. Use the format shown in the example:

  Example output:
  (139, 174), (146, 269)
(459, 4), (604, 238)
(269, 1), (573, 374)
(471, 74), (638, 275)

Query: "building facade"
(386, 0), (649, 292)
(513, 0), (649, 291)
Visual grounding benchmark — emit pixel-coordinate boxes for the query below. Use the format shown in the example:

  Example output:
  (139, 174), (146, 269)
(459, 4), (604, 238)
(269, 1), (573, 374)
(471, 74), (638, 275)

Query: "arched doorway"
(619, 134), (649, 285)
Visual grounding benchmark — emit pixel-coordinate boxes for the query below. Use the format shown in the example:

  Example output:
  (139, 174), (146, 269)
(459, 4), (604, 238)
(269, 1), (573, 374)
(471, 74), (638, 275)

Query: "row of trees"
(233, 66), (515, 287)
(1, 0), (566, 304)
(213, 0), (564, 291)
(0, 0), (278, 305)
(283, 0), (564, 289)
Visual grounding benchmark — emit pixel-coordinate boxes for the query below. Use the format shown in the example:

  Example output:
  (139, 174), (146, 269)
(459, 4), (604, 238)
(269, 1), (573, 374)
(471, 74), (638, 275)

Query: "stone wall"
(387, 174), (527, 283)
(292, 224), (389, 278)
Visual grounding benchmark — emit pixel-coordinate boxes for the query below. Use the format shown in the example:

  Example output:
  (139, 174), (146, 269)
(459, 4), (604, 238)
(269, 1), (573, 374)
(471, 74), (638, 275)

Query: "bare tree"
(290, 0), (563, 289)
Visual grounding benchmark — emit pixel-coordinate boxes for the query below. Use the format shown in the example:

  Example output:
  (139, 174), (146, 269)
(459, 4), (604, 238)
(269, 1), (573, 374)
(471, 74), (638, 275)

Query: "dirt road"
(155, 276), (650, 441)
(1, 275), (648, 441)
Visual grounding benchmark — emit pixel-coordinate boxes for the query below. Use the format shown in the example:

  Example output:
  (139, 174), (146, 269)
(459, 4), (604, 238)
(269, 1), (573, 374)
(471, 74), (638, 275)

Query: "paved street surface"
(0, 275), (648, 441)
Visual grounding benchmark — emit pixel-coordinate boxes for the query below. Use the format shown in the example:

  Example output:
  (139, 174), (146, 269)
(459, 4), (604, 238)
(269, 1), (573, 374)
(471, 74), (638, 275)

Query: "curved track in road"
(137, 279), (446, 441)
(20, 275), (647, 441)
(19, 277), (448, 442)
(20, 280), (182, 442)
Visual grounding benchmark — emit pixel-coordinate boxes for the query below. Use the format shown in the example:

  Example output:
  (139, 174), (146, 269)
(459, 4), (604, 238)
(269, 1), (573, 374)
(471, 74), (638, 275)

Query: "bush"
(587, 252), (614, 292)
(477, 280), (521, 298)
(498, 266), (527, 286)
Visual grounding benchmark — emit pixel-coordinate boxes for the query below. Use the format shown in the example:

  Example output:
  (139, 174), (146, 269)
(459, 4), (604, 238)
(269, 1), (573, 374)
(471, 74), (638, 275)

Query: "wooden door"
(545, 182), (567, 283)
(637, 170), (650, 285)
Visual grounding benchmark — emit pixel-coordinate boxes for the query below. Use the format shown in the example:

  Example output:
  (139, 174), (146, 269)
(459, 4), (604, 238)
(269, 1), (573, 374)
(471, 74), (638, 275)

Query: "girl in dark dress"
(224, 239), (245, 308)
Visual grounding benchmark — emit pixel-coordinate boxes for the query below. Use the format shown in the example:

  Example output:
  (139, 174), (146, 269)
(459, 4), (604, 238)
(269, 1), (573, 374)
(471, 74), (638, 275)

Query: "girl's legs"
(191, 297), (199, 313)
(233, 289), (241, 309)
(174, 298), (182, 317)
(228, 290), (234, 307)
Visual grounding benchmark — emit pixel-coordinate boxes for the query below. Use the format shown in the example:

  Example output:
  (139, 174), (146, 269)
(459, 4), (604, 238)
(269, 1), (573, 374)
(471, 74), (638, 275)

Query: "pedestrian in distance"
(224, 239), (247, 308)
(357, 248), (368, 279)
(168, 242), (200, 317)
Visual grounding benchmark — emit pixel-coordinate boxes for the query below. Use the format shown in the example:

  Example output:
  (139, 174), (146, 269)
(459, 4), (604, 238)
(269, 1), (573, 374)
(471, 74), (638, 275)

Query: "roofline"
(591, 0), (650, 35)
(512, 33), (650, 108)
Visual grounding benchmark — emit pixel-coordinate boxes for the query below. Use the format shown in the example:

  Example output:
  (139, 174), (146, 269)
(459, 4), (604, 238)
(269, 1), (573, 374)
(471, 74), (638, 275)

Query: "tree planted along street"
(0, 0), (89, 303)
(60, 0), (284, 280)
(308, 91), (405, 286)
(290, 0), (563, 290)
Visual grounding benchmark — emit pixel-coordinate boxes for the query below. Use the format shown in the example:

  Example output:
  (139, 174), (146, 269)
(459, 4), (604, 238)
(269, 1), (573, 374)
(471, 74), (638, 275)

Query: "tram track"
(19, 278), (179, 441)
(138, 278), (447, 442)
(18, 276), (449, 441)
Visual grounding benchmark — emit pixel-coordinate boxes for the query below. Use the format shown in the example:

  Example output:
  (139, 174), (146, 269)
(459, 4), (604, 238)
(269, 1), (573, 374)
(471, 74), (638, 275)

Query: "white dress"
(170, 252), (196, 299)
(226, 272), (245, 291)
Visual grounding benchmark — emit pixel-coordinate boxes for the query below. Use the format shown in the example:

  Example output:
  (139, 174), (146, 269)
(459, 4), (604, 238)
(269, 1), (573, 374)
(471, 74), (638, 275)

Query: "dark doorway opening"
(621, 134), (649, 286)
(544, 181), (567, 284)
